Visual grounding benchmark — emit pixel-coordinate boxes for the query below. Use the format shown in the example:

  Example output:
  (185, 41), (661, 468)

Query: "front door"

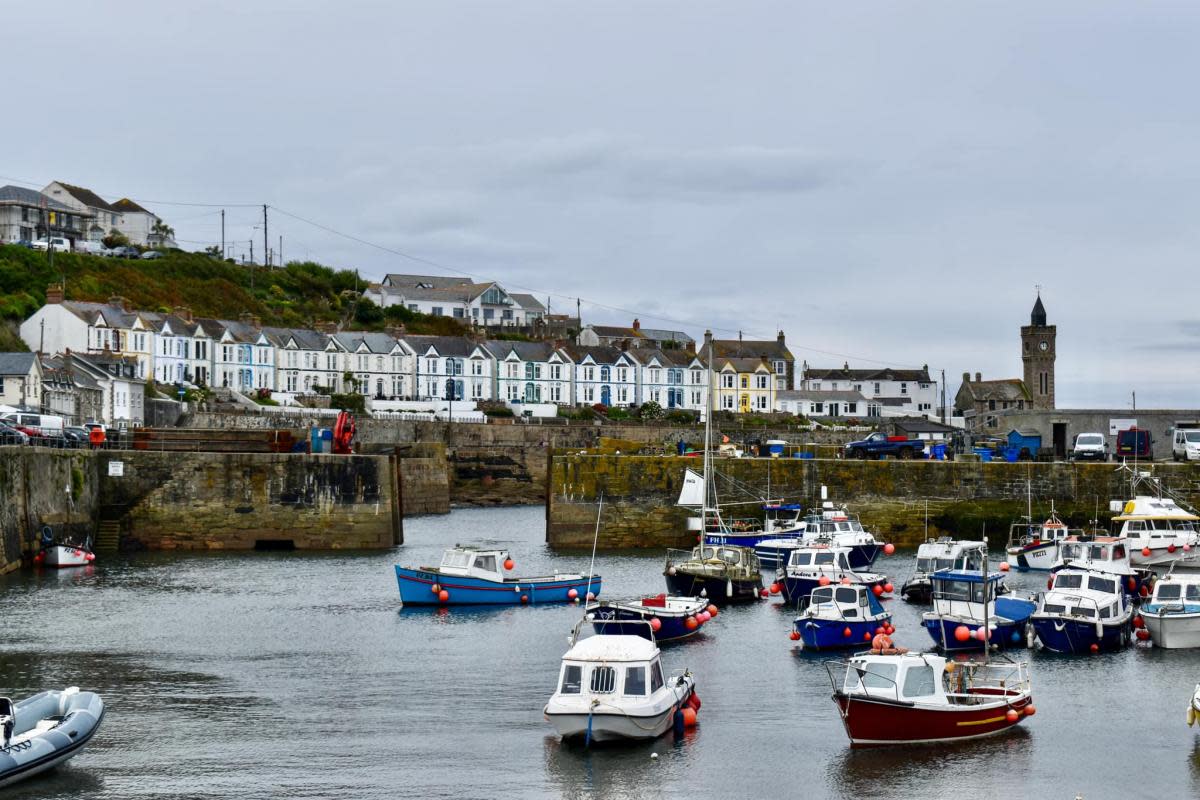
(739, 393), (750, 412)
(1053, 423), (1067, 459)
(601, 385), (611, 406)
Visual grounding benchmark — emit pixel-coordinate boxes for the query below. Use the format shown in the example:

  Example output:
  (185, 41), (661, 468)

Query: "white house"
(775, 389), (871, 418)
(265, 327), (338, 395)
(636, 348), (708, 411)
(488, 340), (571, 404)
(207, 315), (275, 392)
(577, 319), (694, 351)
(0, 353), (42, 410)
(20, 291), (153, 380)
(111, 198), (176, 248)
(564, 345), (639, 407)
(40, 181), (111, 243)
(0, 185), (79, 245)
(366, 274), (545, 327)
(68, 352), (144, 428)
(801, 363), (938, 418)
(331, 331), (414, 399)
(404, 335), (495, 401)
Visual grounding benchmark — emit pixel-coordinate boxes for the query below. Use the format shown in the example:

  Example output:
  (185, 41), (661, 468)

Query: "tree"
(102, 228), (130, 249)
(354, 296), (385, 326)
(203, 245), (222, 258)
(151, 219), (176, 244)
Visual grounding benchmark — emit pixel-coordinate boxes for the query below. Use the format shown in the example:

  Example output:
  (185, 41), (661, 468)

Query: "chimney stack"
(173, 306), (193, 323)
(703, 329), (713, 351)
(108, 295), (129, 311)
(777, 330), (785, 345)
(239, 311), (254, 326)
(975, 372), (982, 383)
(385, 324), (407, 339)
(46, 284), (64, 304)
(632, 318), (641, 331)
(962, 372), (970, 384)
(315, 320), (338, 334)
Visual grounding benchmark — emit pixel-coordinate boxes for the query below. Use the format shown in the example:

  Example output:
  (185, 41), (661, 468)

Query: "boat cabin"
(802, 584), (886, 618)
(762, 504), (804, 533)
(670, 544), (761, 578)
(915, 539), (984, 574)
(1007, 513), (1076, 550)
(839, 653), (1028, 705)
(787, 545), (854, 573)
(555, 635), (667, 702)
(1111, 496), (1200, 539)
(930, 570), (1005, 618)
(1146, 576), (1200, 611)
(1042, 569), (1126, 619)
(1056, 537), (1129, 571)
(437, 547), (512, 581)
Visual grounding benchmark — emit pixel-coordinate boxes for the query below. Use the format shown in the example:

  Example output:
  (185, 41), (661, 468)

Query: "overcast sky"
(7, 2), (1200, 407)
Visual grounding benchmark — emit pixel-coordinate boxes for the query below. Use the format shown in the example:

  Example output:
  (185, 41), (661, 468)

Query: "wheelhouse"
(801, 584), (886, 618)
(1041, 569), (1127, 620)
(437, 547), (510, 581)
(1147, 577), (1200, 610)
(929, 570), (1005, 617)
(555, 637), (666, 701)
(787, 546), (854, 573)
(915, 539), (984, 574)
(763, 503), (804, 533)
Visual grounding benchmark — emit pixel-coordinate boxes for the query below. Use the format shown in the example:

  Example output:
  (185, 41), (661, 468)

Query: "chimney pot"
(975, 372), (982, 383)
(46, 284), (64, 304)
(632, 318), (640, 331)
(962, 372), (970, 383)
(108, 295), (129, 311)
(777, 330), (785, 345)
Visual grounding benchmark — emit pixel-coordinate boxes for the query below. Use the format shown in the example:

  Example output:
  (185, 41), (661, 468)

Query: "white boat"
(1141, 573), (1200, 649)
(40, 545), (95, 569)
(0, 688), (104, 788)
(544, 623), (697, 743)
(1109, 473), (1200, 567)
(1005, 510), (1077, 571)
(901, 538), (985, 602)
(1052, 535), (1151, 597)
(1189, 685), (1200, 727)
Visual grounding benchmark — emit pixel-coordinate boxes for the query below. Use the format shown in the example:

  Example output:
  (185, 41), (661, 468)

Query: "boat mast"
(703, 338), (715, 533)
(981, 525), (990, 664)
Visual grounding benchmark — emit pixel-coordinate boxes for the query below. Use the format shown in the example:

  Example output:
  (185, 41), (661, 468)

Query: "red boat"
(826, 652), (1035, 747)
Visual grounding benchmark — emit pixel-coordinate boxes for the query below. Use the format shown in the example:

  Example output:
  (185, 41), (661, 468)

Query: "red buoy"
(1128, 577), (1137, 591)
(687, 694), (701, 711)
(1089, 643), (1099, 653)
(1133, 615), (1144, 629)
(681, 707), (698, 727)
(863, 631), (872, 641)
(1140, 586), (1150, 597)
(999, 562), (1010, 572)
(872, 585), (884, 596)
(567, 588), (579, 599)
(843, 627), (853, 638)
(649, 617), (662, 631)
(818, 576), (831, 586)
(521, 595), (529, 604)
(954, 625), (971, 642)
(883, 583), (894, 594)
(769, 583), (781, 595)
(1024, 705), (1037, 717)
(1006, 709), (1020, 723)
(875, 626), (885, 636)
(503, 558), (514, 570)
(1142, 547), (1152, 557)
(885, 624), (895, 635)
(1047, 578), (1053, 590)
(1169, 544), (1178, 553)
(760, 588), (770, 598)
(883, 543), (896, 555)
(706, 604), (719, 616)
(438, 589), (450, 602)
(1136, 629), (1151, 641)
(685, 616), (699, 630)
(789, 630), (801, 641)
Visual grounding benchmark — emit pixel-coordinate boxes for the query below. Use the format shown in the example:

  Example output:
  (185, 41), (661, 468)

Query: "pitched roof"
(382, 273), (473, 289)
(332, 331), (400, 354)
(715, 356), (772, 373)
(484, 340), (559, 361)
(776, 388), (867, 403)
(0, 185), (72, 210)
(892, 418), (957, 434)
(261, 326), (328, 350)
(1031, 294), (1047, 326)
(508, 293), (546, 312)
(140, 312), (199, 337)
(0, 352), (37, 375)
(803, 364), (931, 382)
(712, 338), (792, 361)
(959, 378), (1030, 402)
(561, 345), (635, 365)
(635, 347), (707, 368)
(111, 197), (151, 214)
(52, 182), (116, 211)
(59, 300), (141, 329)
(402, 335), (481, 357)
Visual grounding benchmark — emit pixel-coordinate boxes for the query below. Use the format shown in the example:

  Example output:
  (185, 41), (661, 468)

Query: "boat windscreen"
(811, 587), (834, 604)
(835, 586), (859, 604)
(1087, 575), (1117, 594)
(1055, 574), (1083, 589)
(814, 553), (834, 566)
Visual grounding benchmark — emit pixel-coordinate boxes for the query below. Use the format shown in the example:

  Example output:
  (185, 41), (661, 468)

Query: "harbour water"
(4, 505), (1200, 798)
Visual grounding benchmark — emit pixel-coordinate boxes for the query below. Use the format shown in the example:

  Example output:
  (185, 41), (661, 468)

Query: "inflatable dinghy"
(0, 687), (104, 787)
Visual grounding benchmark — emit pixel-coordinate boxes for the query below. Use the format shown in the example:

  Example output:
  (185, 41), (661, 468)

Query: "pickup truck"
(844, 432), (925, 460)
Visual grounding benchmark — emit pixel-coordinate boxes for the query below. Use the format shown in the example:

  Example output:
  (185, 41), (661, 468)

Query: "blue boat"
(777, 544), (890, 604)
(703, 504), (804, 549)
(921, 569), (1035, 652)
(395, 547), (601, 606)
(1030, 568), (1132, 654)
(586, 595), (713, 642)
(792, 584), (892, 650)
(1051, 535), (1151, 601)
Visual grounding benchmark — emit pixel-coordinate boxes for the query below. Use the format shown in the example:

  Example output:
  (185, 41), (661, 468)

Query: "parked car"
(1173, 429), (1200, 462)
(110, 245), (140, 259)
(1071, 432), (1108, 462)
(31, 236), (72, 252)
(141, 250), (164, 260)
(63, 427), (89, 448)
(76, 240), (107, 255)
(1115, 427), (1153, 460)
(844, 432), (925, 460)
(12, 239), (35, 249)
(0, 421), (29, 445)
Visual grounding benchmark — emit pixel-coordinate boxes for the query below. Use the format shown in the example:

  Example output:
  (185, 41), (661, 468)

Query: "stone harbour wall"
(0, 448), (99, 574)
(547, 455), (1200, 549)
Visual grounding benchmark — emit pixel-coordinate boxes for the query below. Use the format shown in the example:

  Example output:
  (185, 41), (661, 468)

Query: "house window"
(618, 368), (628, 383)
(483, 308), (494, 320)
(988, 399), (996, 411)
(740, 376), (748, 388)
(649, 368), (660, 384)
(812, 382), (822, 391)
(774, 360), (785, 375)
(690, 370), (700, 383)
(814, 402), (824, 414)
(873, 382), (881, 394)
(453, 308), (465, 318)
(757, 396), (767, 409)
(550, 364), (561, 380)
(472, 360), (483, 376)
(600, 366), (611, 381)
(584, 367), (594, 381)
(427, 358), (437, 374)
(721, 374), (734, 389)
(432, 307), (444, 317)
(901, 383), (908, 395)
(846, 403), (857, 413)
(408, 304), (418, 312)
(756, 375), (768, 389)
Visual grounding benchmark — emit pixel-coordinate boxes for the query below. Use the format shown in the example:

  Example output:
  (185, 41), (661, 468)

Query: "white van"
(31, 237), (71, 252)
(1173, 429), (1200, 461)
(0, 412), (65, 437)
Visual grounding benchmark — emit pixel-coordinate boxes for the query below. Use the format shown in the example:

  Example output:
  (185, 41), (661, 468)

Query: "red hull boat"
(827, 653), (1034, 747)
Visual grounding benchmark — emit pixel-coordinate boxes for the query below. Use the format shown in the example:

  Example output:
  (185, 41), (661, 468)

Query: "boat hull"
(796, 616), (890, 651)
(41, 545), (93, 568)
(1030, 615), (1130, 654)
(832, 691), (1031, 747)
(664, 571), (761, 603)
(1142, 611), (1200, 649)
(588, 601), (709, 642)
(1006, 543), (1057, 571)
(846, 543), (881, 570)
(1129, 543), (1188, 568)
(0, 690), (105, 789)
(545, 681), (696, 742)
(703, 531), (771, 548)
(395, 566), (600, 606)
(922, 616), (1030, 652)
(900, 577), (931, 603)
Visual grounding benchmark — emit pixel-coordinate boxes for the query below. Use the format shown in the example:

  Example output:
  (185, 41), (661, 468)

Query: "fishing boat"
(394, 546), (600, 606)
(32, 528), (94, 569)
(1030, 568), (1133, 653)
(0, 688), (104, 788)
(544, 621), (698, 743)
(754, 536), (806, 572)
(901, 538), (985, 602)
(1005, 509), (1077, 571)
(792, 584), (892, 650)
(921, 570), (1035, 652)
(825, 652), (1034, 747)
(777, 544), (890, 605)
(797, 498), (884, 569)
(586, 595), (716, 643)
(1052, 535), (1152, 599)
(1141, 573), (1200, 649)
(664, 544), (763, 603)
(1111, 495), (1200, 567)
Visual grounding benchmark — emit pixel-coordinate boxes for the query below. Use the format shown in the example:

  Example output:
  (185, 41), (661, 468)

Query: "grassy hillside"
(0, 245), (468, 343)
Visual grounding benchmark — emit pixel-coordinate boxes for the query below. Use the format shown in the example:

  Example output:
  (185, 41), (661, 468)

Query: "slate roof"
(777, 388), (867, 403)
(0, 352), (37, 375)
(52, 182), (116, 211)
(635, 347), (707, 368)
(892, 418), (957, 434)
(712, 338), (793, 361)
(804, 363), (931, 382)
(561, 345), (630, 365)
(382, 274), (474, 289)
(332, 331), (402, 354)
(509, 293), (546, 312)
(141, 312), (199, 337)
(59, 300), (141, 329)
(958, 378), (1030, 402)
(262, 326), (328, 350)
(403, 335), (482, 357)
(587, 324), (692, 345)
(485, 340), (560, 362)
(1031, 294), (1047, 326)
(715, 356), (773, 373)
(0, 185), (72, 210)
(111, 198), (151, 214)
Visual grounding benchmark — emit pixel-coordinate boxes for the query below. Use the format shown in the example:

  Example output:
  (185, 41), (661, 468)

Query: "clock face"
(1039, 341), (1048, 351)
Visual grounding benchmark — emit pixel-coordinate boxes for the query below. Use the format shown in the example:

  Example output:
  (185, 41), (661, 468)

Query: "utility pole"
(220, 209), (225, 259)
(39, 319), (44, 356)
(279, 234), (283, 267)
(941, 368), (946, 424)
(576, 297), (581, 327)
(262, 205), (269, 269)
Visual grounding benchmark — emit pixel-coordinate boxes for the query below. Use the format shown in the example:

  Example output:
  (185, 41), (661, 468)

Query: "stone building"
(1021, 293), (1056, 409)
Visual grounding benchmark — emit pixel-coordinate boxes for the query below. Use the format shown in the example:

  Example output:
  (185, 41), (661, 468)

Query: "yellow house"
(713, 357), (775, 414)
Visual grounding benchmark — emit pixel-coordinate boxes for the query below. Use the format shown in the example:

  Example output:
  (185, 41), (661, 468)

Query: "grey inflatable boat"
(0, 687), (104, 787)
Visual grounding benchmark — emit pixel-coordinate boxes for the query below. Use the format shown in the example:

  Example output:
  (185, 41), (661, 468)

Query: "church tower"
(1021, 292), (1056, 409)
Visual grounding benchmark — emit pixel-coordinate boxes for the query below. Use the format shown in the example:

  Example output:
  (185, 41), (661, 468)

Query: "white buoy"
(650, 752), (659, 760)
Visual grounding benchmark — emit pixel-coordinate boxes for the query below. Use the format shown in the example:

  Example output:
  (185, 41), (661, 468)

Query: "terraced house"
(332, 331), (415, 399)
(21, 290), (153, 380)
(489, 341), (571, 404)
(406, 335), (494, 402)
(563, 345), (639, 407)
(636, 348), (708, 411)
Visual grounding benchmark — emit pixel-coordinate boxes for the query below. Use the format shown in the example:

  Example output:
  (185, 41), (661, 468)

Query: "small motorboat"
(1030, 568), (1133, 654)
(0, 687), (104, 788)
(1052, 535), (1152, 600)
(796, 501), (884, 569)
(702, 503), (795, 549)
(1110, 491), (1200, 568)
(826, 652), (1034, 747)
(586, 595), (716, 643)
(901, 538), (985, 603)
(792, 584), (892, 651)
(664, 544), (763, 603)
(545, 621), (698, 743)
(32, 528), (95, 569)
(1005, 508), (1077, 571)
(754, 536), (806, 572)
(776, 544), (890, 605)
(394, 547), (600, 606)
(921, 569), (1035, 652)
(1141, 573), (1200, 649)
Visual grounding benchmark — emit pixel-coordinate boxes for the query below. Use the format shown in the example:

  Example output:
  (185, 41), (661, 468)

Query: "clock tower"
(1021, 292), (1056, 409)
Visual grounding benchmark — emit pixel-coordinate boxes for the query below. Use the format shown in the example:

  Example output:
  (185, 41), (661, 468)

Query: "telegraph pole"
(279, 234), (283, 267)
(263, 205), (269, 269)
(941, 368), (946, 424)
(220, 209), (225, 258)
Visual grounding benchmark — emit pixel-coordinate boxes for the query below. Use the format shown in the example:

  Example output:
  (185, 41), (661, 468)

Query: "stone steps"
(95, 520), (121, 553)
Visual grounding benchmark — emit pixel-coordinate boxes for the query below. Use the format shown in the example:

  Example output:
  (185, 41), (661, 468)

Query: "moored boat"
(0, 688), (104, 788)
(921, 569), (1035, 652)
(1111, 494), (1200, 568)
(1052, 535), (1152, 599)
(33, 528), (94, 569)
(587, 595), (716, 642)
(777, 544), (890, 605)
(395, 547), (600, 606)
(1141, 573), (1200, 649)
(664, 545), (763, 603)
(1030, 567), (1133, 654)
(901, 538), (984, 602)
(544, 622), (698, 743)
(826, 652), (1034, 747)
(792, 584), (892, 650)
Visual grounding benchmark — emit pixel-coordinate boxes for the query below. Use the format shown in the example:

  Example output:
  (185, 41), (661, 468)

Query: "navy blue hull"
(922, 618), (1029, 652)
(795, 616), (891, 650)
(665, 572), (762, 603)
(590, 607), (705, 642)
(1031, 616), (1130, 654)
(846, 544), (881, 569)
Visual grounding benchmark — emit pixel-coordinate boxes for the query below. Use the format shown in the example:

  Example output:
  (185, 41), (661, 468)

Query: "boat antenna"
(981, 524), (990, 664)
(923, 499), (929, 543)
(583, 492), (603, 616)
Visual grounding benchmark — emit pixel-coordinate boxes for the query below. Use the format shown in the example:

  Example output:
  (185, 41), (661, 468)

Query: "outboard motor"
(0, 697), (13, 747)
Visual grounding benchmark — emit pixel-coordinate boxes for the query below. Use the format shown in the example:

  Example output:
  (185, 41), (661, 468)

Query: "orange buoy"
(975, 627), (990, 641)
(818, 576), (831, 586)
(872, 585), (884, 596)
(1136, 629), (1150, 641)
(769, 583), (781, 595)
(684, 616), (699, 630)
(567, 588), (579, 599)
(872, 633), (893, 651)
(431, 583), (441, 594)
(681, 707), (698, 727)
(503, 558), (514, 570)
(863, 631), (872, 641)
(999, 562), (1010, 572)
(1006, 709), (1020, 723)
(438, 589), (450, 602)
(706, 604), (718, 616)
(883, 543), (896, 555)
(954, 625), (971, 642)
(883, 583), (894, 593)
(521, 595), (529, 604)
(1142, 547), (1152, 557)
(843, 627), (853, 638)
(687, 694), (701, 711)
(840, 577), (852, 585)
(1024, 705), (1036, 717)
(789, 630), (801, 641)
(649, 617), (662, 631)
(586, 592), (595, 601)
